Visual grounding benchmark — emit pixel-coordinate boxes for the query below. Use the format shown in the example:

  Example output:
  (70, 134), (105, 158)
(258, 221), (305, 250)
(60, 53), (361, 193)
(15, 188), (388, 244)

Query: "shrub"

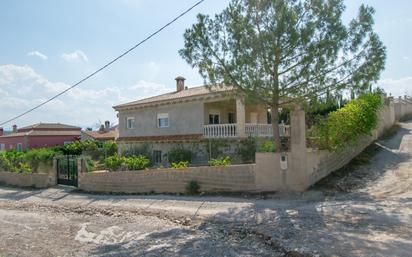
(124, 155), (150, 170)
(186, 180), (200, 195)
(259, 140), (276, 152)
(209, 156), (231, 167)
(237, 137), (257, 163)
(105, 155), (150, 171)
(171, 161), (189, 169)
(105, 155), (123, 171)
(102, 140), (118, 157)
(0, 154), (13, 172)
(168, 147), (192, 164)
(23, 148), (57, 171)
(310, 93), (383, 150)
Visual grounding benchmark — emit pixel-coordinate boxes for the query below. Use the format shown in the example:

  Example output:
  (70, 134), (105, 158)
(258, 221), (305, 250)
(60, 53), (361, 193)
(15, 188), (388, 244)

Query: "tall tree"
(179, 0), (386, 151)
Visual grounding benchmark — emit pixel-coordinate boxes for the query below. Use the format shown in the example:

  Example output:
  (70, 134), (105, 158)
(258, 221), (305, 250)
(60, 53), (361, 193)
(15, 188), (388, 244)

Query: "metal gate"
(57, 155), (78, 187)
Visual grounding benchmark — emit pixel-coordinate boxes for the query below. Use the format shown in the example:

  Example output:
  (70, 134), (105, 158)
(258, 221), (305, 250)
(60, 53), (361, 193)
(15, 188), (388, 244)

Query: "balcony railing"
(203, 124), (237, 138)
(203, 123), (290, 138)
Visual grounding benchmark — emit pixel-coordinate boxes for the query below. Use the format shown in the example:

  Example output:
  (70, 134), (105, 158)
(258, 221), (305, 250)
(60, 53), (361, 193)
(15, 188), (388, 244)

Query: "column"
(236, 98), (246, 137)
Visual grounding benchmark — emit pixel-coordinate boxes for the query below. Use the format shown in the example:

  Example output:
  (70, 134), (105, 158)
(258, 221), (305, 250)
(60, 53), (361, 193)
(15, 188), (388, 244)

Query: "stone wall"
(0, 170), (56, 188)
(79, 164), (256, 194)
(0, 160), (56, 189)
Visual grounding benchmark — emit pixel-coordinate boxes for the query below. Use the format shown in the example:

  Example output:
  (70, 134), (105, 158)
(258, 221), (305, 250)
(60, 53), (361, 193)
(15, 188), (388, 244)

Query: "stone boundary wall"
(0, 170), (56, 188)
(79, 164), (256, 194)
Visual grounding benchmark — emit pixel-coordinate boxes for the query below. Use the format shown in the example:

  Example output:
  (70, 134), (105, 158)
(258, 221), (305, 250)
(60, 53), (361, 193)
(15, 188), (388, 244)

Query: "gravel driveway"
(0, 121), (411, 257)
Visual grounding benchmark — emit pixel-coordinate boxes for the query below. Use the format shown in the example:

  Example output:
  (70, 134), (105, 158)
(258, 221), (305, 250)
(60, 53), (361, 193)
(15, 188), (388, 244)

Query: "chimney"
(99, 124), (105, 132)
(12, 125), (17, 133)
(175, 76), (186, 92)
(105, 120), (110, 130)
(0, 128), (3, 136)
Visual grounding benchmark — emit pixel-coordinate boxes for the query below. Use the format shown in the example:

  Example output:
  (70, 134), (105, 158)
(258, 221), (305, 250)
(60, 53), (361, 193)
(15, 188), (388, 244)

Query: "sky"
(0, 0), (411, 129)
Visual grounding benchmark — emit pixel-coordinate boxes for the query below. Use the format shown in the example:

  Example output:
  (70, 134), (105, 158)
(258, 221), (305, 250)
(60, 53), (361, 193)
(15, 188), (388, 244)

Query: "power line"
(0, 0), (205, 127)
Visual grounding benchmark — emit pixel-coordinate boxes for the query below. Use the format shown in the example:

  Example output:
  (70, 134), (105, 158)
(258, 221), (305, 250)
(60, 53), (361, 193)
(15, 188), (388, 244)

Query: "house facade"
(0, 123), (81, 151)
(113, 77), (289, 165)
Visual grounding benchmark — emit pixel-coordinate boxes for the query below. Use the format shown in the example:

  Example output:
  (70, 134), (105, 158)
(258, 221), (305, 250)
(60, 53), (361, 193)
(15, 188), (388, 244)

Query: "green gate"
(57, 155), (78, 187)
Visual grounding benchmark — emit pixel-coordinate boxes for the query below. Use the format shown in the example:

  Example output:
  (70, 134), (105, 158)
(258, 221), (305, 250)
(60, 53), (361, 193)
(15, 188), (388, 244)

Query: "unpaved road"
(0, 121), (411, 257)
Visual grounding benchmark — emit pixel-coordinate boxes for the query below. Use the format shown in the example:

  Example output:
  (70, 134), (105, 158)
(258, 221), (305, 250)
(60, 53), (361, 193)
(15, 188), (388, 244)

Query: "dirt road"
(0, 121), (411, 257)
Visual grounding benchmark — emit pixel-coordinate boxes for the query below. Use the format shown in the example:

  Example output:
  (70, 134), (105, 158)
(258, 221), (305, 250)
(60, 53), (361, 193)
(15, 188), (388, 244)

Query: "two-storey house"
(113, 76), (289, 165)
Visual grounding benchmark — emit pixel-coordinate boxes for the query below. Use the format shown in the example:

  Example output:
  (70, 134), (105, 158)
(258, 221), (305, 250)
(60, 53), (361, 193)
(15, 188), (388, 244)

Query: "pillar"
(236, 98), (246, 137)
(287, 106), (309, 191)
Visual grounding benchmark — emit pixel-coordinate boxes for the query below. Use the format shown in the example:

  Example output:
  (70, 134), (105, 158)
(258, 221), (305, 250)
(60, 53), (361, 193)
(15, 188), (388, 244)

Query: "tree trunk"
(270, 105), (282, 153)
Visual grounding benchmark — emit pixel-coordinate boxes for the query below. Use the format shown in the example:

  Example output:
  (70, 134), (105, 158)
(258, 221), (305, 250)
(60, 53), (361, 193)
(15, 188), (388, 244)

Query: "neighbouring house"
(113, 76), (290, 165)
(0, 123), (81, 152)
(81, 121), (118, 142)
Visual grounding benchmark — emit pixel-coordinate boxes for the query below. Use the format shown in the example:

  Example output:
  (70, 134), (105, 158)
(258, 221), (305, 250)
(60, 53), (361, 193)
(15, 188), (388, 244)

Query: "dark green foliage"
(309, 93), (383, 150)
(209, 156), (231, 167)
(237, 137), (257, 163)
(168, 147), (192, 164)
(185, 180), (200, 195)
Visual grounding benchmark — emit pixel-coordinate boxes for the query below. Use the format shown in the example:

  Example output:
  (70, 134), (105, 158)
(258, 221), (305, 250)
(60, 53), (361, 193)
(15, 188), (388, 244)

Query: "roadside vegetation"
(309, 93), (383, 150)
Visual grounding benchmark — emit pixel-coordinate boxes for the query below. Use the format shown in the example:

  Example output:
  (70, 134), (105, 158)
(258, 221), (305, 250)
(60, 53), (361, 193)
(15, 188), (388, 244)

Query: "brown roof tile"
(82, 130), (118, 140)
(113, 85), (235, 110)
(18, 123), (81, 131)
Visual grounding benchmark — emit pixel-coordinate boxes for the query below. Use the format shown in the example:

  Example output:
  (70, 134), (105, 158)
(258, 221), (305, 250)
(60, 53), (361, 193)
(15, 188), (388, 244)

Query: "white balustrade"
(204, 123), (290, 138)
(203, 124), (237, 138)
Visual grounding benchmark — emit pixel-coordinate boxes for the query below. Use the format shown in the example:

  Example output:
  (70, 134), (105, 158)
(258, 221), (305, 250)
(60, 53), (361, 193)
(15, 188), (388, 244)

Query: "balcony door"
(209, 110), (220, 124)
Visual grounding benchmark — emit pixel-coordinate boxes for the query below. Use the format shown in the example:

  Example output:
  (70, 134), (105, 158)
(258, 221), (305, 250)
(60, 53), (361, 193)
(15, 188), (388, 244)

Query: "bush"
(259, 140), (276, 152)
(186, 180), (200, 195)
(124, 155), (150, 170)
(102, 140), (118, 157)
(237, 137), (257, 163)
(0, 154), (13, 172)
(105, 155), (150, 171)
(209, 156), (231, 167)
(310, 93), (383, 150)
(168, 147), (192, 164)
(171, 161), (189, 169)
(105, 155), (123, 171)
(23, 148), (57, 171)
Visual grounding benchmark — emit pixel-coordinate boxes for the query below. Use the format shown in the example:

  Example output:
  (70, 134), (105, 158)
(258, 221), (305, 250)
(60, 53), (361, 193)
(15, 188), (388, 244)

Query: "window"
(157, 113), (169, 128)
(126, 117), (135, 129)
(64, 141), (73, 145)
(17, 143), (23, 152)
(209, 110), (220, 124)
(0, 144), (5, 151)
(153, 150), (162, 164)
(228, 112), (236, 124)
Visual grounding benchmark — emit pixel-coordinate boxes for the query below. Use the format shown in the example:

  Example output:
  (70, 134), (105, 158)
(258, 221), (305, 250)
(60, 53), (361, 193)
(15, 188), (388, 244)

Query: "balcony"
(203, 123), (290, 139)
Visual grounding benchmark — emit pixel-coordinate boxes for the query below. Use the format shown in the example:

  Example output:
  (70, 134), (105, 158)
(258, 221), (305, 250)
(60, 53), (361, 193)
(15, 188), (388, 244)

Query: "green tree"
(179, 0), (386, 151)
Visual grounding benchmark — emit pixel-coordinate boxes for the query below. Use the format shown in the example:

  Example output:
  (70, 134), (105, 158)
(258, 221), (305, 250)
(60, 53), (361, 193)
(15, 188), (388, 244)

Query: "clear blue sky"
(0, 0), (411, 129)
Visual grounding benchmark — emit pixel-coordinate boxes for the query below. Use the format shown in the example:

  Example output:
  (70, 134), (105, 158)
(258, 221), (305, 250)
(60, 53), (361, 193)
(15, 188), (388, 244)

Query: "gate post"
(51, 157), (58, 186)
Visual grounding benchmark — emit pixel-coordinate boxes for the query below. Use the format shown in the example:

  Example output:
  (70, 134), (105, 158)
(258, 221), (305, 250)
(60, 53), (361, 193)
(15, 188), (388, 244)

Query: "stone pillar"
(236, 98), (246, 137)
(287, 106), (309, 191)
